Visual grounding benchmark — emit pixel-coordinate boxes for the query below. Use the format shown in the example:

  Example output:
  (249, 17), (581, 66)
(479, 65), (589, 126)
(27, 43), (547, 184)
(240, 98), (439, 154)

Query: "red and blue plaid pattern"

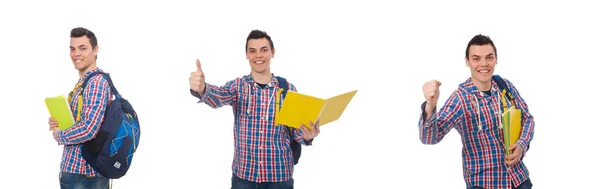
(54, 68), (112, 177)
(193, 74), (308, 183)
(419, 77), (534, 189)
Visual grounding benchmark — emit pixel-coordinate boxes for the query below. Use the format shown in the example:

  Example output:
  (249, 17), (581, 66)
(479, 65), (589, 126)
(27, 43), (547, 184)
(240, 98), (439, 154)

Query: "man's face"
(465, 44), (497, 86)
(70, 36), (97, 72)
(246, 38), (274, 74)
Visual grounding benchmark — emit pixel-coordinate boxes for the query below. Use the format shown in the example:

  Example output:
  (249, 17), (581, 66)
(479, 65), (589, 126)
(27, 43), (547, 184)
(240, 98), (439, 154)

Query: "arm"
(191, 79), (238, 108)
(54, 76), (110, 145)
(507, 79), (534, 157)
(418, 91), (464, 144)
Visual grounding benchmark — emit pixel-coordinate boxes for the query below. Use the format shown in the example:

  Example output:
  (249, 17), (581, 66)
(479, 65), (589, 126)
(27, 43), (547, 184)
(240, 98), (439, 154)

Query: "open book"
(502, 106), (522, 155)
(45, 95), (75, 130)
(275, 90), (358, 129)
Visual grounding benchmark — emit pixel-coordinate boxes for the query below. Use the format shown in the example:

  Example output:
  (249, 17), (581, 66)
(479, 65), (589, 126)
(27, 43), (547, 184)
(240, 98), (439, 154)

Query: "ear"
(271, 48), (275, 58)
(246, 51), (250, 60)
(93, 45), (99, 58)
(465, 57), (469, 67)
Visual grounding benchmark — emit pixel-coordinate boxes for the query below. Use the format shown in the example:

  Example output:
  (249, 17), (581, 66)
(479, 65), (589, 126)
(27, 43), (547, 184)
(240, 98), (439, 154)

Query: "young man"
(48, 27), (111, 189)
(189, 30), (320, 189)
(418, 34), (535, 189)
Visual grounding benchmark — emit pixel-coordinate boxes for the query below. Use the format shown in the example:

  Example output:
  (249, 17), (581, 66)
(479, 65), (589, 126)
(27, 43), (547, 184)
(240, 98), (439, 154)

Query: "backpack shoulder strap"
(492, 75), (515, 110)
(274, 76), (294, 134)
(275, 76), (289, 112)
(76, 71), (121, 121)
(81, 72), (121, 98)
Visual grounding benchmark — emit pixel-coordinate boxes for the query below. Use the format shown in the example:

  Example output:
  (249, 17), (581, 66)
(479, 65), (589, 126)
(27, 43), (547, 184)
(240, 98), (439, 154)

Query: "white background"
(1, 0), (598, 188)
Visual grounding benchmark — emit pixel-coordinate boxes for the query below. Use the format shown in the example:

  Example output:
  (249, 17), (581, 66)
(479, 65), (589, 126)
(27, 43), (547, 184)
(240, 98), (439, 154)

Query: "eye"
(487, 56), (494, 60)
(473, 57), (480, 61)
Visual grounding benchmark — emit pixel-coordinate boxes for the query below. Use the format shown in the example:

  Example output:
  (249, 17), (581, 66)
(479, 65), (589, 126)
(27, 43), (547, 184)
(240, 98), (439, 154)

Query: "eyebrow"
(69, 45), (88, 48)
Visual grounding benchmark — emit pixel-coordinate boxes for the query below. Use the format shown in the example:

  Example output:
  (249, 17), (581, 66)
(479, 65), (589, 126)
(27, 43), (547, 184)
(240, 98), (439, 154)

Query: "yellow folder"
(502, 106), (522, 155)
(275, 90), (357, 130)
(45, 95), (75, 130)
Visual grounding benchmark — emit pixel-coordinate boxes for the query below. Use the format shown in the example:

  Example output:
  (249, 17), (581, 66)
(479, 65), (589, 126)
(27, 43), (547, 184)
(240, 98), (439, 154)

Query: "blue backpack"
(79, 71), (141, 179)
(275, 76), (302, 165)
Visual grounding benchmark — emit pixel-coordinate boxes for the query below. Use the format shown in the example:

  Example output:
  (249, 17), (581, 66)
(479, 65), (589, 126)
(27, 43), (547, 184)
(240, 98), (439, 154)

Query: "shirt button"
(259, 146), (262, 149)
(259, 161), (262, 164)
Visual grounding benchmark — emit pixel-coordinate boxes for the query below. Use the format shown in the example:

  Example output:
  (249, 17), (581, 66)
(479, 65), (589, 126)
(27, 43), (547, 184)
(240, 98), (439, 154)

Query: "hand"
(49, 117), (58, 131)
(422, 80), (442, 114)
(300, 120), (320, 141)
(505, 144), (524, 166)
(51, 127), (61, 136)
(189, 59), (206, 94)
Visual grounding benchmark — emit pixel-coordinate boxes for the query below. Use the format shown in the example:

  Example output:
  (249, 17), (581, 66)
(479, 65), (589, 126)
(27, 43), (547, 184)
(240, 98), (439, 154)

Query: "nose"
(482, 59), (491, 66)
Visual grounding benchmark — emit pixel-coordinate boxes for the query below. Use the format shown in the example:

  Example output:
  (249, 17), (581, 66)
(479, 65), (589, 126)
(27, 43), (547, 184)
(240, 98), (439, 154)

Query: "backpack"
(274, 76), (302, 165)
(78, 71), (141, 179)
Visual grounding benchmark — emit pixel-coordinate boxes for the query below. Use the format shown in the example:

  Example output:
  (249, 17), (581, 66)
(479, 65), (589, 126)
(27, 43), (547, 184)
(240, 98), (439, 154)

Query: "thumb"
(196, 59), (202, 72)
(436, 80), (442, 86)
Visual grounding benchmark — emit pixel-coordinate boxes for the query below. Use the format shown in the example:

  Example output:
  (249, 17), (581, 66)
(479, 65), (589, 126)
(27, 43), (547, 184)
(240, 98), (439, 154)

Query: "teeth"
(478, 70), (489, 73)
(255, 61), (264, 64)
(75, 60), (82, 63)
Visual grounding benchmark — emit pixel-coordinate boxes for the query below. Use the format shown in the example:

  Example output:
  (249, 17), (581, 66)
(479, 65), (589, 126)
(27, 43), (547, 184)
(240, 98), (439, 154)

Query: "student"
(418, 34), (535, 189)
(189, 30), (320, 189)
(48, 27), (112, 189)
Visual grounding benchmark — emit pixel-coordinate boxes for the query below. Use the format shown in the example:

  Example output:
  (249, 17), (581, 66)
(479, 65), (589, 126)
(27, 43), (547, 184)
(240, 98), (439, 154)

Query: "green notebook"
(45, 95), (75, 130)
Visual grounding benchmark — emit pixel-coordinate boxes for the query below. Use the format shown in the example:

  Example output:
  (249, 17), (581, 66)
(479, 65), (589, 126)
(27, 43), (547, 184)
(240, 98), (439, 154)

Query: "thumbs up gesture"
(422, 80), (442, 113)
(189, 59), (206, 94)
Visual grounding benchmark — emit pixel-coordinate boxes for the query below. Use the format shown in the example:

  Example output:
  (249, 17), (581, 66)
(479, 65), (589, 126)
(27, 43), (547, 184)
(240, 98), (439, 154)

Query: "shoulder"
(492, 75), (518, 90)
(274, 75), (296, 91)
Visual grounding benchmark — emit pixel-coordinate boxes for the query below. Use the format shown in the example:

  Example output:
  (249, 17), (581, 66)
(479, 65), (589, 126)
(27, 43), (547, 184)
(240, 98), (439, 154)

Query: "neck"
(472, 77), (492, 91)
(79, 63), (97, 78)
(251, 71), (272, 84)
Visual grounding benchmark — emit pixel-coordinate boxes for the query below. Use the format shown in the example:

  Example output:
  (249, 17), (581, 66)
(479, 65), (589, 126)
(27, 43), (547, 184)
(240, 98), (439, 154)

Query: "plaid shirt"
(419, 77), (535, 189)
(192, 74), (309, 183)
(53, 68), (111, 177)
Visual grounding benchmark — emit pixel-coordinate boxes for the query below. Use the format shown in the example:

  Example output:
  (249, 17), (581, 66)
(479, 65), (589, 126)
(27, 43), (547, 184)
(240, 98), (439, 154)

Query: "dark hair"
(71, 27), (97, 49)
(465, 34), (497, 58)
(245, 30), (274, 52)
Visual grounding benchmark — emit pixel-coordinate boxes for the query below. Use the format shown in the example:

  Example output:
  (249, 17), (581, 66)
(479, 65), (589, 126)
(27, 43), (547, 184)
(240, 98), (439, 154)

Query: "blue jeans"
(467, 178), (532, 189)
(231, 174), (294, 189)
(59, 172), (109, 189)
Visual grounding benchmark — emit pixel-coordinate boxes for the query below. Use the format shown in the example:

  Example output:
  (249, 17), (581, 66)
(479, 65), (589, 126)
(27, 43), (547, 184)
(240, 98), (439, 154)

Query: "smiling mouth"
(477, 69), (490, 73)
(74, 59), (83, 63)
(254, 61), (265, 64)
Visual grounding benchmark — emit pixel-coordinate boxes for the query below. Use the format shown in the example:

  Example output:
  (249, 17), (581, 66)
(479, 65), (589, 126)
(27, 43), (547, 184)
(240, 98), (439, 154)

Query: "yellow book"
(275, 90), (358, 129)
(45, 95), (75, 130)
(502, 106), (522, 155)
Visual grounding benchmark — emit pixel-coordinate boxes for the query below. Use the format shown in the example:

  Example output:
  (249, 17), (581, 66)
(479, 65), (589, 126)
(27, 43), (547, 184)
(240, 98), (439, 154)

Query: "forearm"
(192, 82), (236, 108)
(419, 102), (440, 144)
(292, 128), (311, 146)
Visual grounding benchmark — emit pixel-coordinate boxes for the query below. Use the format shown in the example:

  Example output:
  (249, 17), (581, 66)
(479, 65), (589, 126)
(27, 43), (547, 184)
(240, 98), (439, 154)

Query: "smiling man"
(189, 29), (321, 189)
(418, 34), (535, 189)
(48, 27), (112, 189)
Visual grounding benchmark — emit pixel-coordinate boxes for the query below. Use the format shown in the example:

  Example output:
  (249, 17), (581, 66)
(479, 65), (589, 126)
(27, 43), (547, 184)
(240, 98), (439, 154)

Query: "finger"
(299, 124), (308, 134)
(506, 152), (518, 160)
(196, 59), (203, 72)
(506, 156), (519, 166)
(436, 80), (442, 86)
(508, 144), (518, 151)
